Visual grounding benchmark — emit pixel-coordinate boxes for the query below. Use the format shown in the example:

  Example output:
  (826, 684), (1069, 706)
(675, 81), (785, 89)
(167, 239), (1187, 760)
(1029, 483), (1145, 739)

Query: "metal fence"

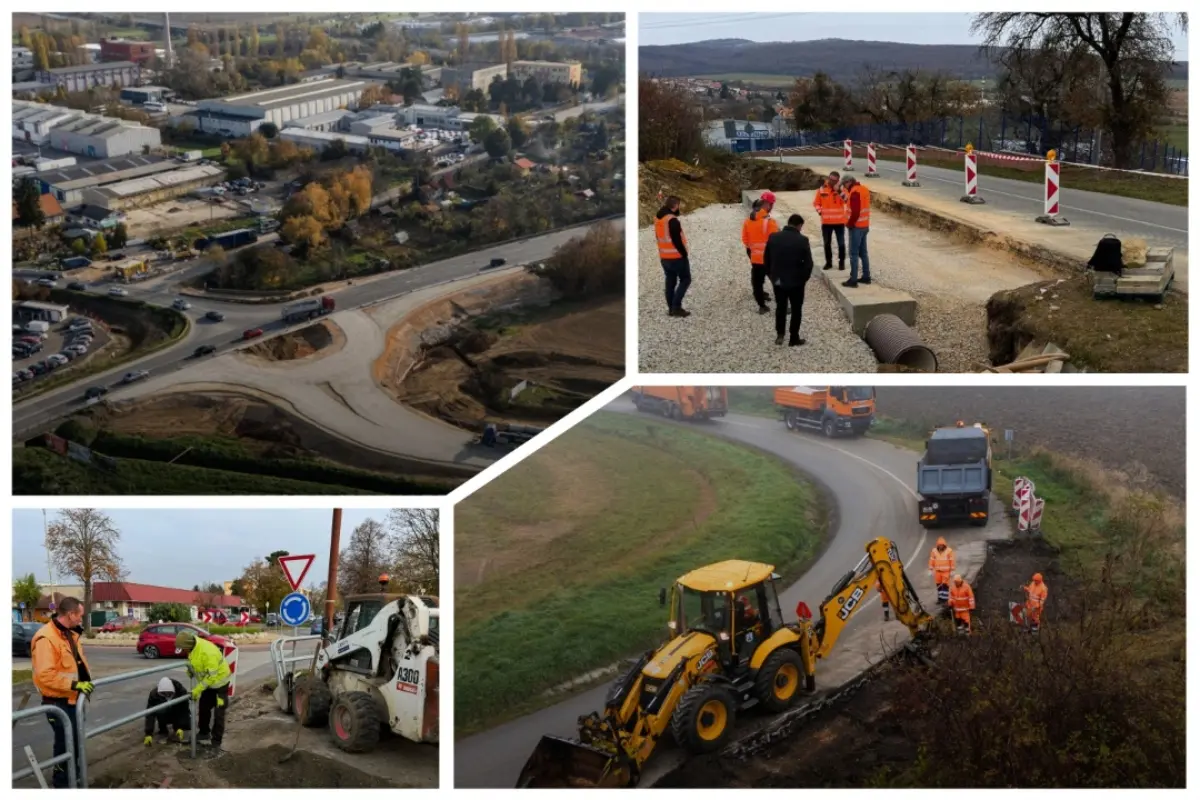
(13, 705), (78, 789)
(269, 635), (323, 714)
(730, 113), (1188, 176)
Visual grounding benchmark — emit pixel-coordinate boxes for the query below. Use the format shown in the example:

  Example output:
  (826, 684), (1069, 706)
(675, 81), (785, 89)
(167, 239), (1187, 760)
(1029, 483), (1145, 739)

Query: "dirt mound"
(242, 320), (344, 362)
(638, 157), (822, 226)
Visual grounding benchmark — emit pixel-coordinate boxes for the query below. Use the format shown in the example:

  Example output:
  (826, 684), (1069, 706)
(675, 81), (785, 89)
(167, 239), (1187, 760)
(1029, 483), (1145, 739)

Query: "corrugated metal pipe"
(863, 314), (938, 372)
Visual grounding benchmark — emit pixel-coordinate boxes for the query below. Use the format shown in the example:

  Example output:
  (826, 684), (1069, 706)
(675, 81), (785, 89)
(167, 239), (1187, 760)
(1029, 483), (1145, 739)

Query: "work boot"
(196, 733), (212, 746)
(860, 277), (872, 285)
(838, 263), (845, 271)
(757, 305), (770, 314)
(823, 263), (833, 271)
(775, 335), (784, 346)
(842, 279), (858, 288)
(669, 308), (691, 318)
(788, 336), (805, 347)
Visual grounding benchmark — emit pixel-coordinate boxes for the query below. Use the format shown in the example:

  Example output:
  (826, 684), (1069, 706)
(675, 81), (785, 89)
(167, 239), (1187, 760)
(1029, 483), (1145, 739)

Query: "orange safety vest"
(847, 183), (871, 228)
(948, 582), (975, 613)
(928, 546), (955, 583)
(741, 211), (778, 266)
(655, 214), (687, 260)
(31, 621), (92, 705)
(813, 185), (848, 226)
(1024, 582), (1048, 610)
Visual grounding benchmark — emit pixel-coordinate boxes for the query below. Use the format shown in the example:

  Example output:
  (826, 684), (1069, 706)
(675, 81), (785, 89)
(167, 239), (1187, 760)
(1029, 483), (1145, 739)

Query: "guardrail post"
(11, 705), (79, 788)
(76, 694), (88, 788)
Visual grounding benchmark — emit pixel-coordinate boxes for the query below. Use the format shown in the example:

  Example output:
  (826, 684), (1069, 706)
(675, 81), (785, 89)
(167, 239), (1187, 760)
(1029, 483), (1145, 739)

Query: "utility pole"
(324, 509), (342, 639)
(43, 509), (56, 616)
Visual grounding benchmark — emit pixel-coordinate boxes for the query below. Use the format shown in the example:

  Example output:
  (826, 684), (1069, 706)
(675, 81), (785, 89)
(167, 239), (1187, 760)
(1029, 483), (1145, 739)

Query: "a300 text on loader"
(516, 537), (932, 787)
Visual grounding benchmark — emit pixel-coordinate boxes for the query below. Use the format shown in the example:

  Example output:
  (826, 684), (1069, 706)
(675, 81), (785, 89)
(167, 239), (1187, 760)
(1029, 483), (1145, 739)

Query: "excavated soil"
(638, 158), (823, 225)
(241, 320), (344, 363)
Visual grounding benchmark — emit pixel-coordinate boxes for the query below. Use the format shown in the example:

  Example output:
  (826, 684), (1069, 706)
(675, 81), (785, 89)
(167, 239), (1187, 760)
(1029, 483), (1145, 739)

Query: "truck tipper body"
(281, 296), (335, 322)
(917, 423), (993, 527)
(774, 386), (875, 437)
(631, 386), (728, 420)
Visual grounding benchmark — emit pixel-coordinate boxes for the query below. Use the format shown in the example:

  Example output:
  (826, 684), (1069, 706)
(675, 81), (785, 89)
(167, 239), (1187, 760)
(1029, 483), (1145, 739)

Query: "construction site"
(453, 385), (1184, 789)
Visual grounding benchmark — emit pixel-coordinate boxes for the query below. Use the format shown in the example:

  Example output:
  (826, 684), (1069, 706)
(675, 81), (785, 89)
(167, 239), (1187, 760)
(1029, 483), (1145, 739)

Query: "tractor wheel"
(293, 674), (332, 728)
(329, 691), (381, 753)
(754, 649), (806, 712)
(822, 418), (836, 438)
(670, 683), (736, 754)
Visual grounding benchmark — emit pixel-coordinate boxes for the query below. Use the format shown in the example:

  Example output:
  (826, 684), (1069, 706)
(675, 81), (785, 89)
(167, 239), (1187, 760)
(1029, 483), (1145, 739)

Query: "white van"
(143, 101), (166, 113)
(24, 320), (50, 334)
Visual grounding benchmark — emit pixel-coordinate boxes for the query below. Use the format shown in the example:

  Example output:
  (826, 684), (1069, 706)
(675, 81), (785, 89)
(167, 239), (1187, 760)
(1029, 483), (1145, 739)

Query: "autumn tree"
(638, 78), (703, 162)
(90, 233), (108, 256)
(338, 518), (394, 598)
(282, 214), (325, 251)
(238, 550), (291, 616)
(456, 23), (470, 64)
(388, 509), (439, 594)
(357, 84), (390, 109)
(13, 574), (42, 621)
(46, 510), (125, 635)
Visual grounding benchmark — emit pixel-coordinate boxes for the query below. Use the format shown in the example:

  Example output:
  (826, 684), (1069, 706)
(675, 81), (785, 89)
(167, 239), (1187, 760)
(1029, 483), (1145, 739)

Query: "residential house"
(12, 193), (65, 226)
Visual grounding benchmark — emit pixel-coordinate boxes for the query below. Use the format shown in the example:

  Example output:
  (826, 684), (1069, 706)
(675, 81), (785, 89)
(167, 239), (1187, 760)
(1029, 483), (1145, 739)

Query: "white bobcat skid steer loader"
(279, 581), (439, 753)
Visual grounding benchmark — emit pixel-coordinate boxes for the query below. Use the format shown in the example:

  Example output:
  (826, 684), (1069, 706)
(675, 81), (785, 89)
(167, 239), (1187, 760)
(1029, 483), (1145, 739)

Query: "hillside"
(640, 37), (1189, 83)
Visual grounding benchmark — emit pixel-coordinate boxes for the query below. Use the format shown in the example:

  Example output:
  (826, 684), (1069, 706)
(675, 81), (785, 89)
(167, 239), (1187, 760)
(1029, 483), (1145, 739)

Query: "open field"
(696, 73), (798, 87)
(454, 410), (827, 735)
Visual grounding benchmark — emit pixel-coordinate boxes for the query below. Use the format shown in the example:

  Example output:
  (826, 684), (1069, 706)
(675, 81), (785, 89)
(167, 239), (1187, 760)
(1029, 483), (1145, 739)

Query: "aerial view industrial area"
(11, 11), (627, 495)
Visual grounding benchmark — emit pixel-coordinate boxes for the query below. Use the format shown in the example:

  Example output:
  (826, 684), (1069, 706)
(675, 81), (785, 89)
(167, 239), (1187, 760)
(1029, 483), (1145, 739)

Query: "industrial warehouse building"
(282, 108), (353, 132)
(37, 154), (180, 207)
(35, 61), (141, 93)
(81, 163), (224, 211)
(441, 60), (582, 93)
(180, 79), (368, 138)
(12, 102), (77, 145)
(99, 38), (156, 65)
(14, 301), (70, 324)
(441, 62), (509, 93)
(11, 100), (161, 158)
(278, 128), (370, 154)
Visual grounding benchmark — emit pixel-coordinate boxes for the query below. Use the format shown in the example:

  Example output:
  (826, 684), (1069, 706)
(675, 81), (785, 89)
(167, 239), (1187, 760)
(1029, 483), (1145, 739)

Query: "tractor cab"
(664, 560), (785, 669)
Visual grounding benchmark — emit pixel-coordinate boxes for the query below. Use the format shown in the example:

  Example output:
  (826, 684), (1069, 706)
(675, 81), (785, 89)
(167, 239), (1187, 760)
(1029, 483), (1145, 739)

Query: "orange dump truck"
(774, 386), (876, 437)
(631, 387), (728, 421)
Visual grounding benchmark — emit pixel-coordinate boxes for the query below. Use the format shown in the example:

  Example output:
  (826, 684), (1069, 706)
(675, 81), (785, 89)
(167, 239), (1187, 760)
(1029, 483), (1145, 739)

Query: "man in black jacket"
(143, 677), (190, 745)
(763, 214), (815, 346)
(655, 196), (691, 317)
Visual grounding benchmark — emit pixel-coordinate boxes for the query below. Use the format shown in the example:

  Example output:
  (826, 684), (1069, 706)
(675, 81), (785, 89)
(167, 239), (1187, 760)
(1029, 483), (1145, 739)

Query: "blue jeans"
(849, 227), (870, 281)
(661, 258), (691, 310)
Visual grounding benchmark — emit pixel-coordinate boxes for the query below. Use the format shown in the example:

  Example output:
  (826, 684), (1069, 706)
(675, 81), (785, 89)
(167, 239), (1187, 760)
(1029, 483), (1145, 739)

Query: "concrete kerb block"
(820, 270), (917, 335)
(1036, 214), (1071, 227)
(960, 194), (987, 205)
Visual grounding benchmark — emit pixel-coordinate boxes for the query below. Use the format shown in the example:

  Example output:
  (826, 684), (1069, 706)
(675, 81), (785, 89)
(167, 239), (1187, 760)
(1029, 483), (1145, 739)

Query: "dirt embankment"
(374, 271), (624, 431)
(638, 157), (822, 226)
(241, 320), (345, 363)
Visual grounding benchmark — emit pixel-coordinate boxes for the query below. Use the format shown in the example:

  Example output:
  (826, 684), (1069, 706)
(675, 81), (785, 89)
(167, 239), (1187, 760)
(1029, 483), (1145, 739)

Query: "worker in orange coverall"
(948, 574), (975, 634)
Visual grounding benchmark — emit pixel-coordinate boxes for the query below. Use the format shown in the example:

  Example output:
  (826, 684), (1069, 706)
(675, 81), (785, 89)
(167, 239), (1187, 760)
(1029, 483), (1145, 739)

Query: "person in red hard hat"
(741, 191), (779, 314)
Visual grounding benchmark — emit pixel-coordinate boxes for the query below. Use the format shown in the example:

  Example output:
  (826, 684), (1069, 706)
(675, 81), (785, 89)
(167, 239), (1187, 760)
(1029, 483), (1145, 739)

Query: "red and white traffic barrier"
(960, 145), (985, 205)
(901, 144), (920, 187)
(1029, 497), (1045, 533)
(864, 142), (879, 178)
(1036, 150), (1070, 226)
(1011, 477), (1034, 517)
(223, 642), (239, 698)
(842, 138), (854, 172)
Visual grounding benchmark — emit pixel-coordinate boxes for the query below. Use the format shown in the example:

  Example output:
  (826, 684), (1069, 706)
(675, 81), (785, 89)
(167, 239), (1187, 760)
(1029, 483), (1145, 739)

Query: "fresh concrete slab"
(820, 269), (917, 334)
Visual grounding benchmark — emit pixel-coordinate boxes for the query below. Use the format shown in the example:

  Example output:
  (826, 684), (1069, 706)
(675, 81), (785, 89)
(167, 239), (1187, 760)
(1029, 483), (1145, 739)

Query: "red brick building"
(32, 582), (246, 622)
(100, 38), (156, 65)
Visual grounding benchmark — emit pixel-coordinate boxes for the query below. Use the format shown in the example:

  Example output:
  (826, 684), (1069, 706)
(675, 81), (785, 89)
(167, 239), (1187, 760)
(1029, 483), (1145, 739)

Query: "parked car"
(265, 613), (280, 627)
(309, 618), (324, 636)
(242, 328), (264, 340)
(28, 362), (48, 376)
(84, 386), (109, 400)
(136, 623), (229, 659)
(193, 344), (216, 357)
(205, 311), (225, 322)
(13, 621), (42, 657)
(108, 287), (129, 297)
(35, 278), (57, 288)
(67, 281), (88, 291)
(172, 299), (192, 311)
(16, 369), (33, 381)
(47, 354), (68, 367)
(121, 369), (150, 384)
(99, 616), (138, 633)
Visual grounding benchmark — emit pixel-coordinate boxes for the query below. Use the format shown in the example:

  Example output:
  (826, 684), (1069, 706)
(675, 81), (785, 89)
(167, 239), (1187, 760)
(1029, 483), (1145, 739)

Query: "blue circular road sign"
(279, 592), (311, 627)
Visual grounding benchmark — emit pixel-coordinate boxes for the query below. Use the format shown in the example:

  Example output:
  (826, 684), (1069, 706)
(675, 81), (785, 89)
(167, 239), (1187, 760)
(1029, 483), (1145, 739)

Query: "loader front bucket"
(515, 735), (633, 788)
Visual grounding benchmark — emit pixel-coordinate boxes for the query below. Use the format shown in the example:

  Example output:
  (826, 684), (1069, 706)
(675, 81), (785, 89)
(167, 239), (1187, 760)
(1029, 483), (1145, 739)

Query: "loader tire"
(329, 691), (382, 753)
(754, 649), (806, 712)
(671, 683), (736, 755)
(293, 674), (332, 727)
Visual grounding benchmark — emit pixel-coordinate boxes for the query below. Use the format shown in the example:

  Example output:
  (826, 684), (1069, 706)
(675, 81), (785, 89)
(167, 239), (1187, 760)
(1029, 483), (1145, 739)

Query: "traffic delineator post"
(1035, 149), (1070, 226)
(864, 142), (879, 178)
(960, 144), (986, 204)
(842, 138), (854, 172)
(901, 144), (921, 187)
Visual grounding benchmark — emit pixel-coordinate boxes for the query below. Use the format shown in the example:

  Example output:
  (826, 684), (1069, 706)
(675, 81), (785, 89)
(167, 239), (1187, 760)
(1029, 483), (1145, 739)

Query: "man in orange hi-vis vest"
(1022, 573), (1049, 633)
(928, 537), (955, 606)
(654, 195), (691, 318)
(812, 171), (848, 272)
(742, 191), (779, 314)
(840, 176), (872, 288)
(949, 574), (975, 634)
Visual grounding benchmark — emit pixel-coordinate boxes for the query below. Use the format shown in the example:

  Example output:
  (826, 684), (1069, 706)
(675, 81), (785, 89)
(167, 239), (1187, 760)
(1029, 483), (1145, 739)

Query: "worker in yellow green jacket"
(175, 632), (231, 755)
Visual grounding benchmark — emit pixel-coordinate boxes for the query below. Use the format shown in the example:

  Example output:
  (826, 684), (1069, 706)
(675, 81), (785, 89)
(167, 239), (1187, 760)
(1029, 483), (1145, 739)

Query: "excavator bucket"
(515, 735), (632, 788)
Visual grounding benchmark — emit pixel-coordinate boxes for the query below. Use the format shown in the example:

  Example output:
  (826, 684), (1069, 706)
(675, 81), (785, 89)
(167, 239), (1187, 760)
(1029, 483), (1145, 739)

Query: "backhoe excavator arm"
(811, 537), (931, 660)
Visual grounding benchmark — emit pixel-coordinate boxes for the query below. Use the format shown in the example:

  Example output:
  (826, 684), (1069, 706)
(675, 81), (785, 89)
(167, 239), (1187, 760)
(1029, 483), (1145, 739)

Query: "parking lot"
(13, 316), (111, 391)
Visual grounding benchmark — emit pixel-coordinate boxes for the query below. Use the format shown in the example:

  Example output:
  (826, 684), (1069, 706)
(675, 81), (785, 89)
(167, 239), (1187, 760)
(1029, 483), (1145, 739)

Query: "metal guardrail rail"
(12, 705), (78, 789)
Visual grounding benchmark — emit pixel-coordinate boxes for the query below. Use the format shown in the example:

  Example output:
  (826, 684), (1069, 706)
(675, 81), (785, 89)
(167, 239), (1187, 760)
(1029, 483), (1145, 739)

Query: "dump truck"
(479, 422), (544, 447)
(631, 386), (728, 420)
(517, 537), (931, 787)
(774, 386), (875, 437)
(917, 421), (993, 528)
(281, 296), (335, 322)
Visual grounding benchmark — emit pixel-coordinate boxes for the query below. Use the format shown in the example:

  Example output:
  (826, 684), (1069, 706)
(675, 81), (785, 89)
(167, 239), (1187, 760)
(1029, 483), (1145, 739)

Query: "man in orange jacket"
(742, 191), (779, 314)
(841, 176), (872, 288)
(1022, 573), (1049, 633)
(812, 171), (848, 272)
(654, 196), (691, 317)
(31, 597), (94, 788)
(928, 537), (955, 606)
(949, 574), (975, 634)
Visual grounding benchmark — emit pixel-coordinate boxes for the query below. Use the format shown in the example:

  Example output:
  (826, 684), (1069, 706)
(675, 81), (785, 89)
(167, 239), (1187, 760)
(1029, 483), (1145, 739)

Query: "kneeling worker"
(144, 677), (190, 745)
(949, 574), (976, 634)
(175, 632), (231, 755)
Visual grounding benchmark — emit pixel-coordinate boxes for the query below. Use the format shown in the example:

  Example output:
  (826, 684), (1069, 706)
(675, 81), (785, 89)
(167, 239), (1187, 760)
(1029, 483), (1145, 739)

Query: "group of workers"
(927, 537), (1049, 634)
(653, 170), (875, 345)
(28, 597), (233, 787)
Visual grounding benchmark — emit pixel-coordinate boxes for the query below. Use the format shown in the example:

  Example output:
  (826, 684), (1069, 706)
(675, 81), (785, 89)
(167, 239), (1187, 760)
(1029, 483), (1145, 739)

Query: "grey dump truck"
(917, 423), (992, 528)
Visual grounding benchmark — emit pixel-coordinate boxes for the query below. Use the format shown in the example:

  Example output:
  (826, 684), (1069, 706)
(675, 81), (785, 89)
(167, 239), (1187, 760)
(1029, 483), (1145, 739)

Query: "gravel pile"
(638, 203), (877, 373)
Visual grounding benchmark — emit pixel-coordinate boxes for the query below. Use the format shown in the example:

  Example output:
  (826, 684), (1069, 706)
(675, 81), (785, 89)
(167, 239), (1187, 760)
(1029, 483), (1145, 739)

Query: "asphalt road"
(12, 642), (317, 788)
(776, 155), (1188, 252)
(12, 217), (624, 438)
(455, 400), (939, 788)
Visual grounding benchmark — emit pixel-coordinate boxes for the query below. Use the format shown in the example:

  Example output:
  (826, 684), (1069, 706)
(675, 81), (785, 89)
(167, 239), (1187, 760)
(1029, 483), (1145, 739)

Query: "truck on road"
(917, 422), (993, 528)
(631, 386), (728, 420)
(281, 296), (335, 322)
(774, 386), (875, 437)
(196, 228), (259, 251)
(177, 150), (203, 162)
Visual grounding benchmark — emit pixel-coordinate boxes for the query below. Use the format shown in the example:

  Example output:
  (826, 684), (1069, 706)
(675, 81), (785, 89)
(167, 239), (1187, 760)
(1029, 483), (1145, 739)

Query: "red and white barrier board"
(223, 643), (239, 698)
(843, 138), (854, 172)
(1036, 152), (1070, 226)
(901, 144), (920, 186)
(960, 147), (985, 204)
(865, 142), (878, 177)
(1011, 477), (1034, 515)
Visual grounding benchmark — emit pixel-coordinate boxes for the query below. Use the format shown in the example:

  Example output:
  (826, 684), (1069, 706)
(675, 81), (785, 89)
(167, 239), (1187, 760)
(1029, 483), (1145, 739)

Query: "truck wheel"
(669, 404), (682, 420)
(329, 691), (381, 753)
(670, 683), (736, 754)
(822, 418), (836, 438)
(293, 674), (332, 727)
(971, 516), (989, 527)
(754, 649), (806, 712)
(784, 411), (796, 431)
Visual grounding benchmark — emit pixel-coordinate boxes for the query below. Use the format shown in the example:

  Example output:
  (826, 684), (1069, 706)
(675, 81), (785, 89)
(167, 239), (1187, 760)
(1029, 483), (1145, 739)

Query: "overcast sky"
(11, 509), (417, 590)
(639, 13), (1189, 59)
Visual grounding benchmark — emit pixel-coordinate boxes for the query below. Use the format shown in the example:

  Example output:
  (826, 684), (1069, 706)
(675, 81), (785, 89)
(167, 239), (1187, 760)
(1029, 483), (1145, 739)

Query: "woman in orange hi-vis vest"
(1023, 573), (1049, 632)
(949, 574), (975, 634)
(928, 537), (955, 605)
(741, 192), (779, 314)
(654, 195), (691, 317)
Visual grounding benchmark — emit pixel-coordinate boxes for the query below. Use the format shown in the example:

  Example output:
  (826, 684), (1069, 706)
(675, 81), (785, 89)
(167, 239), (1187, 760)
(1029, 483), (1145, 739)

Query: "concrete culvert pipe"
(863, 314), (939, 372)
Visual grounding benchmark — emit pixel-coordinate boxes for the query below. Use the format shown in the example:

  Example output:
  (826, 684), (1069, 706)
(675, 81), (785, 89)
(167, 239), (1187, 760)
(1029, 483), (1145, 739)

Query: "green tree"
(469, 114), (498, 142)
(147, 603), (191, 622)
(484, 128), (512, 159)
(13, 574), (42, 621)
(15, 178), (45, 229)
(109, 222), (128, 249)
(259, 121), (279, 139)
(507, 116), (529, 148)
(46, 509), (126, 635)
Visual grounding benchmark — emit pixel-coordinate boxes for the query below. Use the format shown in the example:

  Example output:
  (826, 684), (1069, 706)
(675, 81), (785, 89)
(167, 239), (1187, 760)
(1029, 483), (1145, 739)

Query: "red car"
(99, 616), (138, 633)
(137, 623), (230, 659)
(243, 328), (263, 340)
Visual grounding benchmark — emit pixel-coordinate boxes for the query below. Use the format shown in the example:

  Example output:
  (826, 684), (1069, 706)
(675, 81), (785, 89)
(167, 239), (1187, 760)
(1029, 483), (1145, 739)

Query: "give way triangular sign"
(279, 554), (316, 591)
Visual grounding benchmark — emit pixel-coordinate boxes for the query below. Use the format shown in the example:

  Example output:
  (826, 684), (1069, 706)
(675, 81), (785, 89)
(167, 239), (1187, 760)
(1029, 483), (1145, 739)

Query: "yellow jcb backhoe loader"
(516, 536), (931, 788)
